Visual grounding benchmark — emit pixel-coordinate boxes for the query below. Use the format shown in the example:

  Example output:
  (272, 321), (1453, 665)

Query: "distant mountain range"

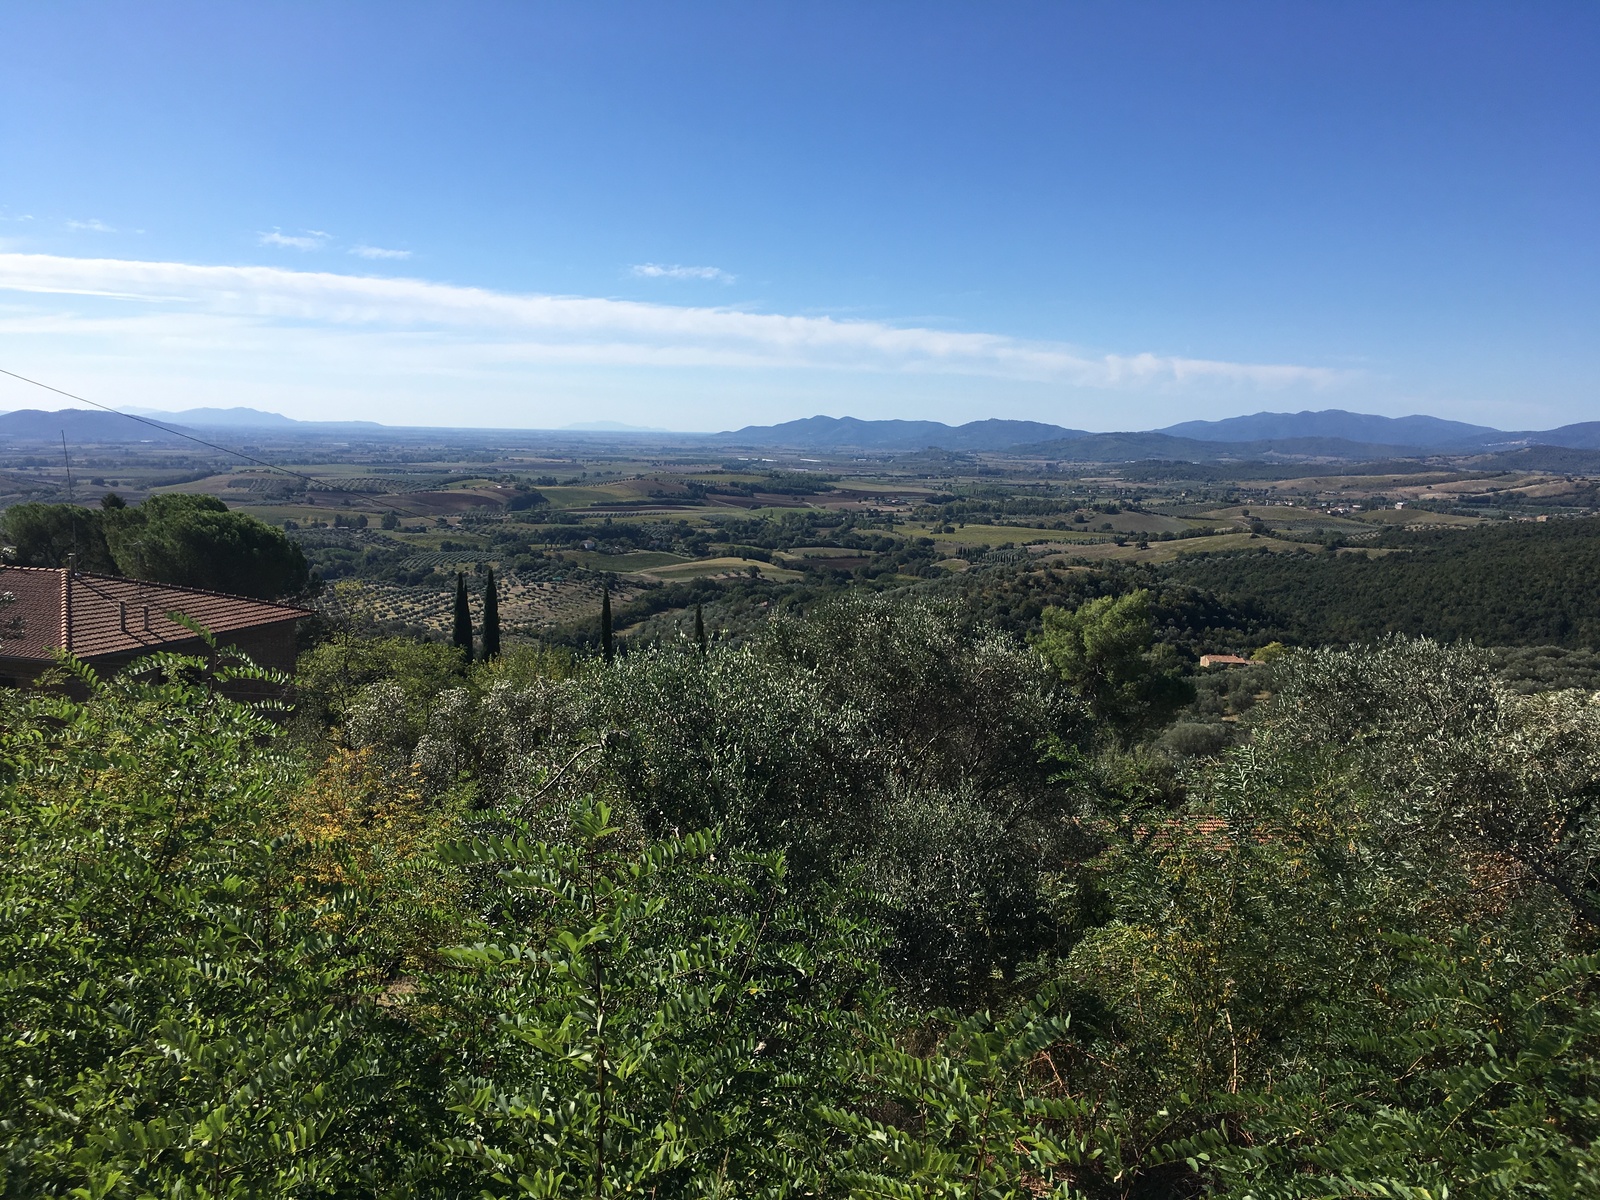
(5, 405), (1600, 463)
(0, 407), (386, 444)
(125, 406), (384, 431)
(1159, 410), (1503, 448)
(708, 416), (1085, 452)
(0, 409), (190, 444)
(713, 410), (1600, 458)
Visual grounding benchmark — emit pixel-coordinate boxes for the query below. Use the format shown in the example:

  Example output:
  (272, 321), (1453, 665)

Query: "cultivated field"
(315, 573), (646, 636)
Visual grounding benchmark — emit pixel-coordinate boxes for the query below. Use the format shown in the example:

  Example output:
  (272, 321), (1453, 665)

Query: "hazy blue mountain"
(8, 403), (1597, 463)
(1159, 409), (1505, 450)
(950, 418), (1089, 447)
(711, 415), (1085, 451)
(134, 407), (383, 429)
(712, 412), (1543, 458)
(1020, 431), (1449, 462)
(1530, 421), (1600, 450)
(0, 408), (191, 443)
(120, 406), (299, 428)
(1, 406), (386, 445)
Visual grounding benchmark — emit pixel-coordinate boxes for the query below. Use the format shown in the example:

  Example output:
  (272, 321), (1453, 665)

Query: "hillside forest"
(2, 442), (1600, 1196)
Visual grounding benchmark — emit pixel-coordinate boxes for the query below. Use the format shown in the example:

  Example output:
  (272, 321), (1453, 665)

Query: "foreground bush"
(0, 649), (1091, 1197)
(0, 649), (432, 1196)
(6, 619), (1600, 1197)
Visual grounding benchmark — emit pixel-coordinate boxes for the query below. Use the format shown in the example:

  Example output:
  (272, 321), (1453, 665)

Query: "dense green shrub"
(325, 593), (1090, 1004)
(0, 649), (437, 1197)
(6, 603), (1600, 1196)
(1215, 933), (1600, 1197)
(407, 798), (884, 1198)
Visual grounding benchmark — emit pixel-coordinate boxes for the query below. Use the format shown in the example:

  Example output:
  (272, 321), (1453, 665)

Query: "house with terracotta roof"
(1199, 653), (1255, 668)
(0, 566), (308, 693)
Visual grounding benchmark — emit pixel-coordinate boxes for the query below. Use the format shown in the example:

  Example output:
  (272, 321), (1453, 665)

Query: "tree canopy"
(0, 501), (119, 573)
(0, 495), (310, 599)
(1035, 588), (1194, 741)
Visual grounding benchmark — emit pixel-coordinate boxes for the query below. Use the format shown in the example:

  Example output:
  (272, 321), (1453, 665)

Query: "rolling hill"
(1158, 408), (1505, 449)
(0, 409), (191, 443)
(8, 404), (1600, 463)
(709, 415), (1086, 451)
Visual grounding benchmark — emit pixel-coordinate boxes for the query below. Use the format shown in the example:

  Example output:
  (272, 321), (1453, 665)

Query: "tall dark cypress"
(694, 603), (706, 654)
(482, 567), (501, 660)
(453, 572), (473, 662)
(600, 587), (614, 664)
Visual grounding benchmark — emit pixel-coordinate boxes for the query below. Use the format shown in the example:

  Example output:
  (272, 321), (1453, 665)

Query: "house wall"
(0, 619), (302, 704)
(217, 622), (302, 674)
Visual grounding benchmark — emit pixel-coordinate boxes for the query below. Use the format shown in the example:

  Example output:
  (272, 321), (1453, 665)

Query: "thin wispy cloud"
(350, 244), (412, 260)
(632, 262), (735, 283)
(258, 228), (331, 250)
(66, 218), (115, 233)
(0, 254), (1352, 424)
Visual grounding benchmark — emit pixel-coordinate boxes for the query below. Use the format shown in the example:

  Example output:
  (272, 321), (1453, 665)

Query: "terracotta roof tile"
(0, 567), (307, 662)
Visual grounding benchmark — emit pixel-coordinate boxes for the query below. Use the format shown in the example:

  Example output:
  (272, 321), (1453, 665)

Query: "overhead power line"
(0, 367), (324, 490)
(0, 369), (432, 523)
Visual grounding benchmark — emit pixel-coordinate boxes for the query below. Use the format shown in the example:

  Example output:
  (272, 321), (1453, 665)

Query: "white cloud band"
(350, 244), (412, 260)
(632, 262), (735, 283)
(258, 229), (329, 250)
(0, 252), (1346, 392)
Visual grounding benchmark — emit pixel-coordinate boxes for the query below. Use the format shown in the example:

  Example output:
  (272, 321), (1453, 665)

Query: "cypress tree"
(482, 567), (501, 660)
(600, 587), (614, 664)
(694, 603), (707, 654)
(453, 572), (473, 662)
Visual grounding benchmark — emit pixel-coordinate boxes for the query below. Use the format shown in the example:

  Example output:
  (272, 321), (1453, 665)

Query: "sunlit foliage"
(3, 599), (1598, 1196)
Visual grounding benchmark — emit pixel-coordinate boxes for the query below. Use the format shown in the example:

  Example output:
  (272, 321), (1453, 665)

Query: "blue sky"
(1, 2), (1596, 431)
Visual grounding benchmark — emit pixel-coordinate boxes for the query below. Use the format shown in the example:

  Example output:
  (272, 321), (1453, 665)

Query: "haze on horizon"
(0, 2), (1595, 433)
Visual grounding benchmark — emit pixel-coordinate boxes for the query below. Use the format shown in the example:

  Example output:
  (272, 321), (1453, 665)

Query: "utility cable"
(0, 367), (327, 489)
(0, 367), (424, 517)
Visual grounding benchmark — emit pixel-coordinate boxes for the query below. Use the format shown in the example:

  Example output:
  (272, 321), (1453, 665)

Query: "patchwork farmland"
(314, 571), (647, 637)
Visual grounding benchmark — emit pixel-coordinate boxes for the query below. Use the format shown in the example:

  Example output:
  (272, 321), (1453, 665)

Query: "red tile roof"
(0, 567), (307, 662)
(1141, 814), (1273, 850)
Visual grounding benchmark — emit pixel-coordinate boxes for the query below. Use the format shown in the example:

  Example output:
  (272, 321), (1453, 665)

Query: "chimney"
(119, 601), (127, 632)
(142, 606), (150, 631)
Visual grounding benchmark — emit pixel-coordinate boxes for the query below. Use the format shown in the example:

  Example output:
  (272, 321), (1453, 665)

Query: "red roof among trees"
(0, 567), (307, 662)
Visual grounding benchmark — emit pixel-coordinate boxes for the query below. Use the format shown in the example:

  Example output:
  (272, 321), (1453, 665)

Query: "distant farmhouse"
(0, 567), (307, 692)
(1199, 653), (1254, 668)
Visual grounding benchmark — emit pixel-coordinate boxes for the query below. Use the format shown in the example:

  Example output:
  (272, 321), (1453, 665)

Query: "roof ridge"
(2, 565), (310, 615)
